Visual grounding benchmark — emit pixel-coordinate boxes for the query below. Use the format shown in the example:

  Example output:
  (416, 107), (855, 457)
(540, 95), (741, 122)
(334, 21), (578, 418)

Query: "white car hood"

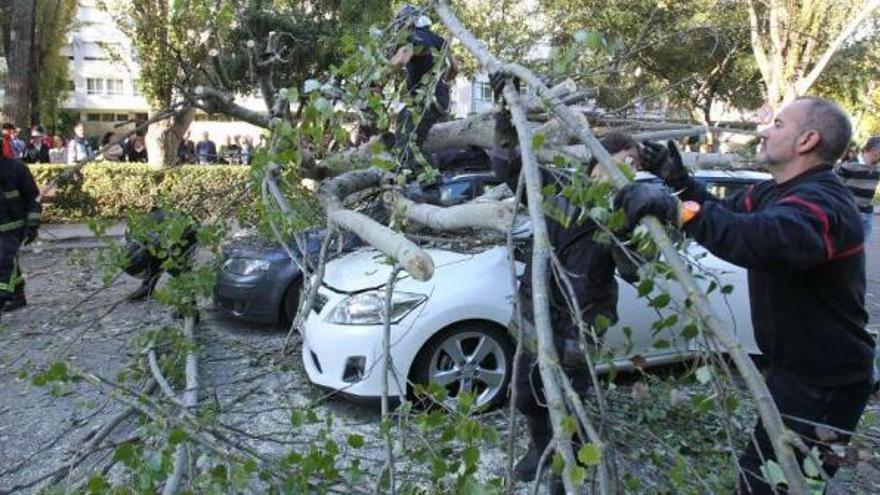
(322, 247), (475, 293)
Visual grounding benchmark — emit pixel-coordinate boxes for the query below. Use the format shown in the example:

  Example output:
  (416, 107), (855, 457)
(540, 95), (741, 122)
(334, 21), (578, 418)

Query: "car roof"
(635, 169), (771, 182)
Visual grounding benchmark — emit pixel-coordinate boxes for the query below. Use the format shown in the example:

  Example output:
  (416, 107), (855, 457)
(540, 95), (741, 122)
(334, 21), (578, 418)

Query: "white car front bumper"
(301, 287), (423, 399)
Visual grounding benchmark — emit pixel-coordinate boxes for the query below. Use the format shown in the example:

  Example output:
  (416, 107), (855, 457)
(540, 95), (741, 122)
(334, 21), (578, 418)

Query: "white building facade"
(62, 0), (151, 135)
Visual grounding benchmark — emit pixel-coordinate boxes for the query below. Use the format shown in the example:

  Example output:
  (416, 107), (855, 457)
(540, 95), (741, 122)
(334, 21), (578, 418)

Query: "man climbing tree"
(388, 4), (459, 171)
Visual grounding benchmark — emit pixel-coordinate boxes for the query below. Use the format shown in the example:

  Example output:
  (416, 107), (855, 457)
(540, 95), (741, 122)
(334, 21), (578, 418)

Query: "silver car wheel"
(428, 330), (509, 409)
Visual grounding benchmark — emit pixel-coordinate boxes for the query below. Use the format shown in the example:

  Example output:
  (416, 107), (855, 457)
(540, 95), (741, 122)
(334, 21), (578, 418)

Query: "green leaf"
(760, 460), (787, 487)
(637, 279), (654, 297)
(695, 365), (712, 385)
(802, 447), (822, 478)
(577, 443), (602, 466)
(346, 434), (364, 449)
(462, 445), (480, 468)
(680, 324), (699, 340)
(112, 443), (137, 468)
(551, 452), (565, 475)
(532, 133), (545, 148)
(650, 293), (670, 309)
(721, 284), (734, 294)
(211, 464), (228, 481)
(87, 475), (110, 493)
(168, 427), (186, 445)
(570, 465), (587, 486)
(561, 415), (577, 435)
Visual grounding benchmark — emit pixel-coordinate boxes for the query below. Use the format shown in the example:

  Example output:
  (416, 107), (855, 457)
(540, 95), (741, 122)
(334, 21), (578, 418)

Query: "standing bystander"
(67, 122), (94, 164)
(836, 136), (880, 239)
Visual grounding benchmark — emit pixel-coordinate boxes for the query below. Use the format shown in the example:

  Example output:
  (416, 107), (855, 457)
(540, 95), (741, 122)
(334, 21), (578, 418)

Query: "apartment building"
(60, 0), (150, 135)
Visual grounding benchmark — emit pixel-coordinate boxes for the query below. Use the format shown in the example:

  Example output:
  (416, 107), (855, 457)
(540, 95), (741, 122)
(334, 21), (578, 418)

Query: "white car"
(302, 171), (769, 408)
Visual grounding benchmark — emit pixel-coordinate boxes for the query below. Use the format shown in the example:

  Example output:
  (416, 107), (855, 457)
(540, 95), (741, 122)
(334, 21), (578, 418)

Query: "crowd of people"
(2, 121), (264, 166)
(177, 131), (263, 165)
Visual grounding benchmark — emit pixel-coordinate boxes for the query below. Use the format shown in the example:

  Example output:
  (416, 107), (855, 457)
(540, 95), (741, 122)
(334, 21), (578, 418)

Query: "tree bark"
(4, 0), (35, 127)
(145, 107), (195, 167)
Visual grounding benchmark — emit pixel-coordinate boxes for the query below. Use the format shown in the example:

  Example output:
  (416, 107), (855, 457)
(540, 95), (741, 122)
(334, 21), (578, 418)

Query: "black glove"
(25, 227), (38, 245)
(615, 183), (681, 229)
(494, 109), (518, 149)
(489, 71), (520, 102)
(641, 140), (689, 190)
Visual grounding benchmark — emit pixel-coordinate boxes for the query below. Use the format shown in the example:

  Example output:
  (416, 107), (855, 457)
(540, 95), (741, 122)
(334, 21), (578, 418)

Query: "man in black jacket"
(616, 96), (876, 493)
(490, 73), (640, 489)
(0, 156), (42, 315)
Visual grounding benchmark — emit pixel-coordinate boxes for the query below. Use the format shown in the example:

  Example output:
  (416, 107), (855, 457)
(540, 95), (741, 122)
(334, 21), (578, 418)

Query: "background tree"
(103, 0), (211, 167)
(31, 0), (78, 128)
(813, 28), (880, 141)
(746, 0), (880, 109)
(449, 0), (546, 77)
(541, 0), (762, 148)
(105, 0), (390, 167)
(2, 0), (36, 127)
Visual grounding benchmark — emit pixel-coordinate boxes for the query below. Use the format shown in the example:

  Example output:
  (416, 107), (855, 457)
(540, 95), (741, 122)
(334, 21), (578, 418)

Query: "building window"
(135, 113), (148, 122)
(86, 113), (102, 122)
(116, 113), (129, 122)
(132, 80), (141, 96)
(475, 81), (493, 102)
(101, 113), (115, 122)
(106, 79), (124, 95)
(68, 80), (76, 91)
(86, 78), (104, 95)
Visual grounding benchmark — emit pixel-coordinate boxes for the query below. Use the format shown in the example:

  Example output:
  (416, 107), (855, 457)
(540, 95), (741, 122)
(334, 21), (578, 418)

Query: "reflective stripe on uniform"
(26, 212), (40, 226)
(3, 190), (20, 199)
(0, 220), (24, 232)
(0, 254), (20, 294)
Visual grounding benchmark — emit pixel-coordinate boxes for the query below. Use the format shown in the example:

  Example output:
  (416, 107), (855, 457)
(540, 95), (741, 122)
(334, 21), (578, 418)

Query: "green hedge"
(29, 163), (257, 223)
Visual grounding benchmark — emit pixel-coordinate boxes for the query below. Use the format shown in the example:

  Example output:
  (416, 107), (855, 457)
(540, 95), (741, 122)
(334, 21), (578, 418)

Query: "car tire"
(411, 321), (514, 411)
(280, 279), (302, 326)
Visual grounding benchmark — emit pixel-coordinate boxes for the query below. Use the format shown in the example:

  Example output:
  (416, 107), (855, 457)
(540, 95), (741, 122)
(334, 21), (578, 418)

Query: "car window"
(703, 181), (750, 199)
(440, 181), (474, 203)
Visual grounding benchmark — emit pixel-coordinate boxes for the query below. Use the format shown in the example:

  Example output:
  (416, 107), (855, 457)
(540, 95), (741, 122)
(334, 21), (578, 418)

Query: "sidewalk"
(38, 222), (127, 242)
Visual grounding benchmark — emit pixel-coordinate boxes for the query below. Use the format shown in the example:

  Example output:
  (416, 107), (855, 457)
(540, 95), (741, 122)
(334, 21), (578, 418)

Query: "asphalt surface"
(0, 219), (878, 493)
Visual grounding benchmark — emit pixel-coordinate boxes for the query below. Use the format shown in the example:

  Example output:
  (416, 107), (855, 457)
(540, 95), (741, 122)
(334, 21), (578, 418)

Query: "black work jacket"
(0, 157), (41, 233)
(681, 165), (874, 386)
(491, 148), (637, 338)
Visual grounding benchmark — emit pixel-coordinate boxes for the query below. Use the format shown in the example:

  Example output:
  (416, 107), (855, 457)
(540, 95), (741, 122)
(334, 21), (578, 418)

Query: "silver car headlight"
(326, 290), (427, 325)
(223, 257), (271, 276)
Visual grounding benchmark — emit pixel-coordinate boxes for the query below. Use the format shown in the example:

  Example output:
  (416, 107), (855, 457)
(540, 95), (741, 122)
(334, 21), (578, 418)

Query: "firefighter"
(490, 72), (639, 492)
(0, 155), (41, 315)
(388, 4), (459, 171)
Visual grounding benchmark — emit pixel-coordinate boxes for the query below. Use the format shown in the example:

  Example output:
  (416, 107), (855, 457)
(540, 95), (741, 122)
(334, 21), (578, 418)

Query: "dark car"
(213, 171), (503, 325)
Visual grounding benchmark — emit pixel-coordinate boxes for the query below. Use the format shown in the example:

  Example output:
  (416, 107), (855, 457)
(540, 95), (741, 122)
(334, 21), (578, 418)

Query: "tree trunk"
(4, 0), (36, 127)
(700, 104), (716, 152)
(145, 107), (195, 167)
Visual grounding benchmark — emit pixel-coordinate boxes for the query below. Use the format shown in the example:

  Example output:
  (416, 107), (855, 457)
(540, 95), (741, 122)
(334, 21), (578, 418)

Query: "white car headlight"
(327, 290), (427, 325)
(223, 257), (271, 276)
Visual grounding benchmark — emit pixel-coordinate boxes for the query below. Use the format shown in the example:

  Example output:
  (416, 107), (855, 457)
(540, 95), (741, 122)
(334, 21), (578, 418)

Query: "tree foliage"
(32, 0), (78, 128)
(540, 0), (762, 126)
(745, 0), (880, 108)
